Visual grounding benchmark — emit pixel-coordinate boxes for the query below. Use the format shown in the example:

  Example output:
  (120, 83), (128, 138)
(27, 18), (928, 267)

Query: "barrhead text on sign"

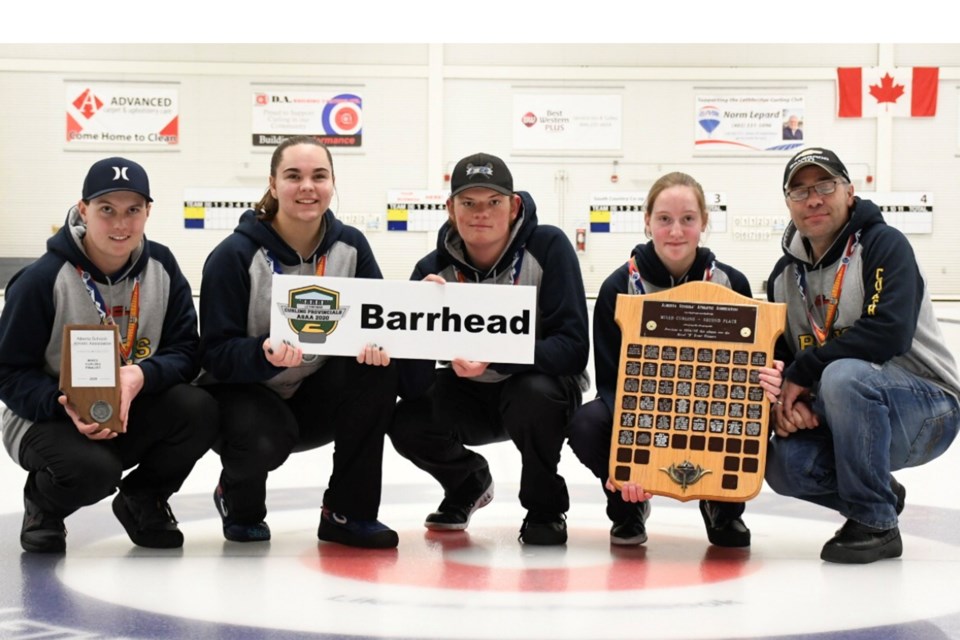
(270, 275), (536, 363)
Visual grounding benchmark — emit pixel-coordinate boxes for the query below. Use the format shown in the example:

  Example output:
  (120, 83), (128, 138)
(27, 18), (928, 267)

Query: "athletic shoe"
(424, 480), (494, 531)
(821, 519), (902, 564)
(112, 492), (183, 549)
(610, 500), (652, 546)
(214, 484), (271, 542)
(20, 495), (66, 554)
(518, 511), (567, 546)
(699, 500), (751, 547)
(318, 507), (399, 549)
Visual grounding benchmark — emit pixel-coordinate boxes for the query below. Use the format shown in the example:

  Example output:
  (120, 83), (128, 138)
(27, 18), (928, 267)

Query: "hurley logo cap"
(783, 148), (850, 191)
(82, 157), (153, 202)
(450, 153), (513, 197)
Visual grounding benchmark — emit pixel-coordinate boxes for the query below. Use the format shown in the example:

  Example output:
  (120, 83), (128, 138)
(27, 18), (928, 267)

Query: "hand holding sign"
(270, 275), (536, 363)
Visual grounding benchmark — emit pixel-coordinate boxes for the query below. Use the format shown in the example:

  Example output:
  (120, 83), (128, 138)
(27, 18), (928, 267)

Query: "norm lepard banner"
(270, 275), (536, 364)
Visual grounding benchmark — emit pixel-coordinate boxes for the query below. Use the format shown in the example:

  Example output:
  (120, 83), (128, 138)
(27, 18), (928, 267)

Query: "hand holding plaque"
(59, 324), (123, 433)
(608, 281), (786, 502)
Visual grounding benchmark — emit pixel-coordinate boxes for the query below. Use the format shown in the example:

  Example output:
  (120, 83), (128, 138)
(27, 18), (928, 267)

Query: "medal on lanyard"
(75, 266), (140, 364)
(795, 231), (861, 347)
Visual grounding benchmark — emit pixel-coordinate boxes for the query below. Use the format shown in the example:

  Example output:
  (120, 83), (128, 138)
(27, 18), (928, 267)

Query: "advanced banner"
(65, 82), (179, 146)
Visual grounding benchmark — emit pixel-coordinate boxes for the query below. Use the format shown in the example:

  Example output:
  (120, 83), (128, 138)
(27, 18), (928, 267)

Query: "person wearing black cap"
(0, 157), (218, 553)
(389, 152), (589, 546)
(765, 147), (960, 563)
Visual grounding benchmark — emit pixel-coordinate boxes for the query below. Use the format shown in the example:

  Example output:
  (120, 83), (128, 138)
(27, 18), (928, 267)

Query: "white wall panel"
(1, 43), (959, 296)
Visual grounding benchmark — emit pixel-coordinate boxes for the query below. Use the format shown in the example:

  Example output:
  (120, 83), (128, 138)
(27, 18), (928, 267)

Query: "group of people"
(1, 140), (957, 566)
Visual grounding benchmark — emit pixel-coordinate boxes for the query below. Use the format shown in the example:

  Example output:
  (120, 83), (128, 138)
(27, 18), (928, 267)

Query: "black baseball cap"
(783, 148), (850, 191)
(82, 157), (153, 202)
(450, 153), (513, 197)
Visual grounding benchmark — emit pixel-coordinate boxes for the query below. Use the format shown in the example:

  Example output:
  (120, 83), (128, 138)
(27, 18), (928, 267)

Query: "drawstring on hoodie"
(454, 248), (525, 285)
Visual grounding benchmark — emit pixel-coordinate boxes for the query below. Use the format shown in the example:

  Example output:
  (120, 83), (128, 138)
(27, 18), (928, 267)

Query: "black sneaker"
(699, 500), (751, 547)
(112, 492), (184, 549)
(214, 484), (271, 542)
(424, 480), (494, 531)
(610, 501), (652, 546)
(821, 519), (902, 564)
(20, 496), (66, 554)
(518, 511), (567, 546)
(317, 507), (399, 549)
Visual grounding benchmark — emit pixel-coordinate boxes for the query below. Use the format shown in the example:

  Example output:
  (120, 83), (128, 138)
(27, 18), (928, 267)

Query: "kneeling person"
(766, 148), (960, 563)
(390, 152), (589, 546)
(0, 157), (218, 553)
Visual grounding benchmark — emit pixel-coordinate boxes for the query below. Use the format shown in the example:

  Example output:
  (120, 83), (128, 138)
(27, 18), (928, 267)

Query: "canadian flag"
(837, 67), (939, 118)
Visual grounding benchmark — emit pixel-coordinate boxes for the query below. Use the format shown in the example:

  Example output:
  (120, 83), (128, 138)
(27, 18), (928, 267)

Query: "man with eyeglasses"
(764, 147), (960, 564)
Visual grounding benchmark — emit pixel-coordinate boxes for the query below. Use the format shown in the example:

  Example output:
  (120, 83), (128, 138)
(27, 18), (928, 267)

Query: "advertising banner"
(65, 82), (179, 146)
(513, 94), (621, 152)
(252, 90), (363, 147)
(695, 95), (805, 153)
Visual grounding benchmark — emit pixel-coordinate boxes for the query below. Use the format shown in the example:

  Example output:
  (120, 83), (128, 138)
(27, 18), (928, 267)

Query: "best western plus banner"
(65, 82), (179, 146)
(270, 276), (536, 363)
(251, 90), (363, 147)
(513, 94), (621, 151)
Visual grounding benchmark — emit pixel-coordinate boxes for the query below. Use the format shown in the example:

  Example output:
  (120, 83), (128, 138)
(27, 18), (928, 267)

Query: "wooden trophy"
(608, 281), (786, 502)
(59, 324), (123, 433)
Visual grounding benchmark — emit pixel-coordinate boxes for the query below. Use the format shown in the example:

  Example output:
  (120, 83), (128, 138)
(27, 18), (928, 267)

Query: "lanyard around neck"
(75, 266), (140, 364)
(794, 230), (861, 347)
(263, 249), (326, 276)
(627, 256), (714, 295)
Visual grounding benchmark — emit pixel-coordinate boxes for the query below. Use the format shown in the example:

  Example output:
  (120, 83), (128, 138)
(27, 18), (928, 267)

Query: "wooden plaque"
(608, 281), (786, 502)
(59, 324), (123, 433)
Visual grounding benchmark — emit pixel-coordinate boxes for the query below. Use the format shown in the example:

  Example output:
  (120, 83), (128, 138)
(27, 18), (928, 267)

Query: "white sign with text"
(270, 275), (536, 363)
(512, 94), (622, 151)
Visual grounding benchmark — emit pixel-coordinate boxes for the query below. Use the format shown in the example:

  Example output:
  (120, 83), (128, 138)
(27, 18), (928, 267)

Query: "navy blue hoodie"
(767, 196), (960, 397)
(197, 209), (382, 398)
(592, 242), (752, 412)
(0, 205), (199, 463)
(398, 191), (589, 399)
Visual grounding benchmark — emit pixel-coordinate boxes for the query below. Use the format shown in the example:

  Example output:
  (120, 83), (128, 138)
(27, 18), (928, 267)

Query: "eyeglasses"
(785, 179), (843, 202)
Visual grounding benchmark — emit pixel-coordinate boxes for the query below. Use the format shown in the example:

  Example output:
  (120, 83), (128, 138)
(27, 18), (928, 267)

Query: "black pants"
(19, 383), (219, 518)
(391, 369), (581, 515)
(568, 397), (745, 522)
(207, 358), (397, 523)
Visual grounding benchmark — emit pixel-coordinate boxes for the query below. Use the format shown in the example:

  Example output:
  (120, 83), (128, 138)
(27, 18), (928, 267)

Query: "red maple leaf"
(869, 73), (906, 105)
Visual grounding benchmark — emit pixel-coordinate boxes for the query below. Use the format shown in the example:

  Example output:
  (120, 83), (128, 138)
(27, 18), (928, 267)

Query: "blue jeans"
(766, 358), (960, 530)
